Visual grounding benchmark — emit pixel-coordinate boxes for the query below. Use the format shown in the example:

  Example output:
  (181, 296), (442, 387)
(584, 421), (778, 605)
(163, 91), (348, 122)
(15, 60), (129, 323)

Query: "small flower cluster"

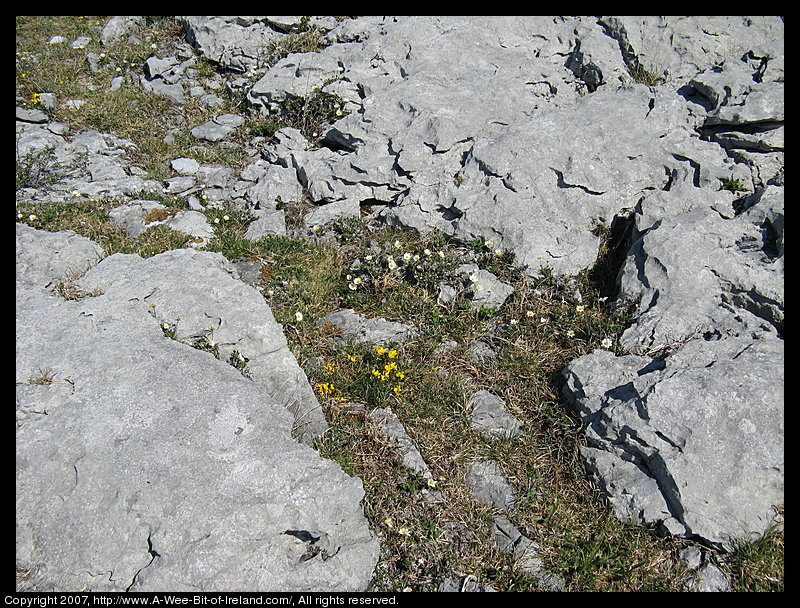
(349, 239), (456, 296)
(383, 517), (412, 537)
(471, 238), (515, 273)
(371, 346), (404, 396)
(502, 296), (617, 349)
(160, 319), (178, 340)
(192, 325), (220, 358)
(316, 381), (336, 397)
(228, 350), (250, 375)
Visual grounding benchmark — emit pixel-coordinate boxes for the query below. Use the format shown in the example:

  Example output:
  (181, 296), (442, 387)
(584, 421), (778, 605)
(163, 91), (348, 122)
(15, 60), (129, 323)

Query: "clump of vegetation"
(16, 145), (66, 191)
(720, 177), (748, 193)
(628, 64), (666, 86)
(250, 86), (351, 145)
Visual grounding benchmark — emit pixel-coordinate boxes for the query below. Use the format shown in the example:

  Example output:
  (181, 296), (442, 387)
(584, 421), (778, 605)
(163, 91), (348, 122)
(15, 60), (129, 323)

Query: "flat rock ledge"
(16, 224), (379, 591)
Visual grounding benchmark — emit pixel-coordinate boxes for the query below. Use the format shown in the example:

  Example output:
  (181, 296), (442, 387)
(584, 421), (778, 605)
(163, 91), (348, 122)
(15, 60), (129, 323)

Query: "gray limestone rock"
(438, 574), (497, 592)
(596, 16), (782, 83)
(562, 336), (784, 550)
(16, 224), (104, 289)
(191, 114), (245, 142)
(163, 210), (215, 245)
(318, 308), (416, 346)
(687, 562), (731, 593)
(442, 85), (737, 277)
(464, 461), (517, 514)
(468, 340), (497, 366)
(245, 164), (305, 208)
(458, 265), (514, 311)
(164, 175), (196, 193)
(107, 202), (213, 245)
(101, 16), (145, 46)
(16, 226), (379, 591)
(179, 16), (290, 73)
(74, 248), (328, 447)
(469, 390), (523, 439)
(16, 107), (49, 124)
(16, 15), (785, 583)
(492, 516), (565, 591)
(303, 199), (361, 229)
(140, 76), (185, 105)
(367, 407), (434, 482)
(244, 209), (287, 240)
(16, 124), (162, 203)
(107, 200), (168, 238)
(171, 157), (200, 175)
(619, 188), (784, 355)
(71, 36), (91, 49)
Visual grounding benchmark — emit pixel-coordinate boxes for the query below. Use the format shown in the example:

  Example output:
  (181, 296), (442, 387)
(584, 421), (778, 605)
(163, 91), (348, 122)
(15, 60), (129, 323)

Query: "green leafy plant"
(720, 177), (747, 193)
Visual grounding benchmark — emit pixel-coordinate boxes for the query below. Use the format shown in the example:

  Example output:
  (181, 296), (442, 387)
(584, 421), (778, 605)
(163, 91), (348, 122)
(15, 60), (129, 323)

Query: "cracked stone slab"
(16, 225), (379, 591)
(562, 336), (784, 549)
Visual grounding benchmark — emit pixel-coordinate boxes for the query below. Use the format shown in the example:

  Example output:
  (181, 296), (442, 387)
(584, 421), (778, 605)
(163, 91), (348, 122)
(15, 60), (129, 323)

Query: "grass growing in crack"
(720, 177), (748, 193)
(250, 86), (351, 146)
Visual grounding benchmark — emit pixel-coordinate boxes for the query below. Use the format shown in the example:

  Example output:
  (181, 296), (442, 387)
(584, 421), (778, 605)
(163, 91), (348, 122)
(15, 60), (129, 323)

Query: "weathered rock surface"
(16, 224), (378, 591)
(318, 308), (416, 346)
(619, 188), (784, 355)
(73, 246), (329, 446)
(492, 516), (565, 591)
(464, 461), (517, 514)
(367, 407), (435, 484)
(469, 390), (523, 439)
(562, 336), (783, 549)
